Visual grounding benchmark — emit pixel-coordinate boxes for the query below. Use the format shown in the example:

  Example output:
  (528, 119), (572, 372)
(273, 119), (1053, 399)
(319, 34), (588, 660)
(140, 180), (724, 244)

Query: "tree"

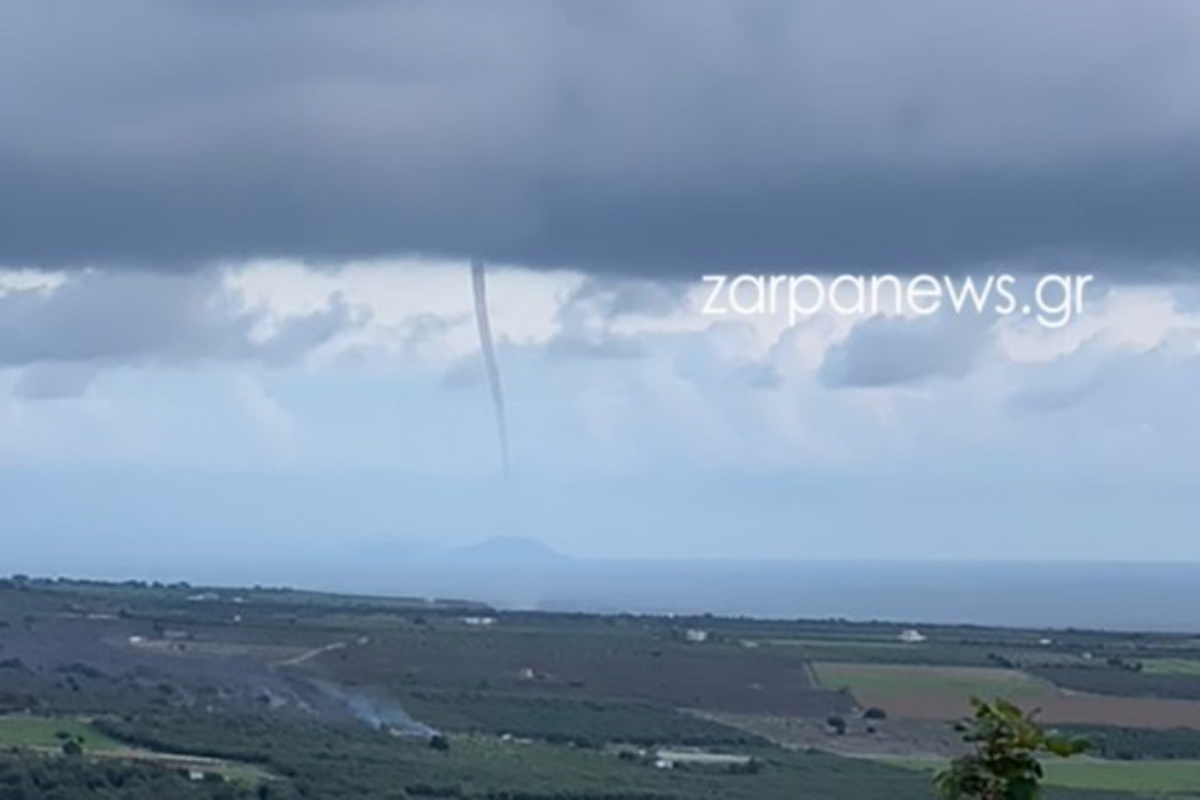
(934, 697), (1088, 800)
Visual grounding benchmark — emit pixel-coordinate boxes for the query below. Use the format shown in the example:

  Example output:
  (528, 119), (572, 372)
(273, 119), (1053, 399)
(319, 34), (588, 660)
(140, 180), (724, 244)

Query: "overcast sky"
(3, 1), (1200, 579)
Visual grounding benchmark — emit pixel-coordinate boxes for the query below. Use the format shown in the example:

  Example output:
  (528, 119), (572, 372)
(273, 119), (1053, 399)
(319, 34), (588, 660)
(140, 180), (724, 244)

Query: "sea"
(346, 560), (1200, 634)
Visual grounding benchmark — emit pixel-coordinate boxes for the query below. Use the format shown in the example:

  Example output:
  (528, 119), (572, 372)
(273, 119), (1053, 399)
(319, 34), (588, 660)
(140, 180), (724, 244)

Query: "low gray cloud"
(12, 363), (99, 400)
(3, 1), (1200, 277)
(546, 332), (647, 361)
(0, 270), (358, 369)
(564, 278), (692, 319)
(441, 357), (485, 391)
(1006, 381), (1101, 414)
(1003, 340), (1115, 414)
(820, 313), (992, 388)
(547, 276), (670, 360)
(397, 313), (471, 358)
(735, 362), (784, 391)
(1002, 337), (1200, 416)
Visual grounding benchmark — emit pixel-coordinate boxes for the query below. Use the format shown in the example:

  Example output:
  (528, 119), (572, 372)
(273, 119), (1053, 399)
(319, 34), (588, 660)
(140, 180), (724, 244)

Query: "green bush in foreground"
(935, 698), (1089, 800)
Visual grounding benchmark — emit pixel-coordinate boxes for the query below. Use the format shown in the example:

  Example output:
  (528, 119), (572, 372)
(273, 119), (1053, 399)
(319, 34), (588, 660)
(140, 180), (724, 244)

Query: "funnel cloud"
(471, 260), (510, 476)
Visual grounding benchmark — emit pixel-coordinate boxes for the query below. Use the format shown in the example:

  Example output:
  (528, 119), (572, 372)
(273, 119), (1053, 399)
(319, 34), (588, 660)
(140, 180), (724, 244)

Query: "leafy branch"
(934, 697), (1089, 800)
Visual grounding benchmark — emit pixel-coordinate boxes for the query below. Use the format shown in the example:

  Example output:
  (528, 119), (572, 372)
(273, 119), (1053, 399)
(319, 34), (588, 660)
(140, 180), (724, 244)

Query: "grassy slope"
(0, 716), (125, 751)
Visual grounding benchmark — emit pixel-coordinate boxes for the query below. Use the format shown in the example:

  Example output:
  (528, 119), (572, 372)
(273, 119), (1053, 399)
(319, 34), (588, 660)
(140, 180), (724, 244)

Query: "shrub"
(934, 698), (1088, 800)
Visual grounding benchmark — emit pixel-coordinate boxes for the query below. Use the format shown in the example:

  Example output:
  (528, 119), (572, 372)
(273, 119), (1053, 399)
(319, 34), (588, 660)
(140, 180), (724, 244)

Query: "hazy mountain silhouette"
(441, 536), (570, 567)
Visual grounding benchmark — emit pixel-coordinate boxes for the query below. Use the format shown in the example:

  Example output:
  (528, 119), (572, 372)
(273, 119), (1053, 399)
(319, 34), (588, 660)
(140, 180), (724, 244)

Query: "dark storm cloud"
(4, 0), (1200, 276)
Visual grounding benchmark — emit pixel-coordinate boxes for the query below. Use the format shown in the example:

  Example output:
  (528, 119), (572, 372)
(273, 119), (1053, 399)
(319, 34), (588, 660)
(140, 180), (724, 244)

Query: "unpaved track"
(276, 641), (346, 667)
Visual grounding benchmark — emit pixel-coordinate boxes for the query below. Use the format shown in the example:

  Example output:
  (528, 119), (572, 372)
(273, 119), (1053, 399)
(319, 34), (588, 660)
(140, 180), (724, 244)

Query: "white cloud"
(2, 258), (1200, 489)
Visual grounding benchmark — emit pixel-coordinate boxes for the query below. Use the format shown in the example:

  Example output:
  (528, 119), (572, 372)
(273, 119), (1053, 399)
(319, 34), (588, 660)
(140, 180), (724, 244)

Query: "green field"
(892, 756), (1200, 794)
(760, 637), (913, 649)
(1044, 759), (1200, 793)
(750, 639), (1002, 667)
(0, 715), (124, 752)
(1141, 659), (1200, 677)
(813, 662), (1057, 698)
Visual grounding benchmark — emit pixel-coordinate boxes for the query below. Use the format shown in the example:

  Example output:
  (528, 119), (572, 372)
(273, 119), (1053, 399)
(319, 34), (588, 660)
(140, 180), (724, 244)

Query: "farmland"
(854, 690), (1200, 729)
(805, 659), (1200, 730)
(1143, 659), (1200, 677)
(808, 660), (1200, 729)
(892, 756), (1200, 795)
(812, 662), (1057, 698)
(395, 689), (767, 746)
(312, 624), (850, 716)
(1029, 666), (1200, 701)
(3, 576), (1200, 798)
